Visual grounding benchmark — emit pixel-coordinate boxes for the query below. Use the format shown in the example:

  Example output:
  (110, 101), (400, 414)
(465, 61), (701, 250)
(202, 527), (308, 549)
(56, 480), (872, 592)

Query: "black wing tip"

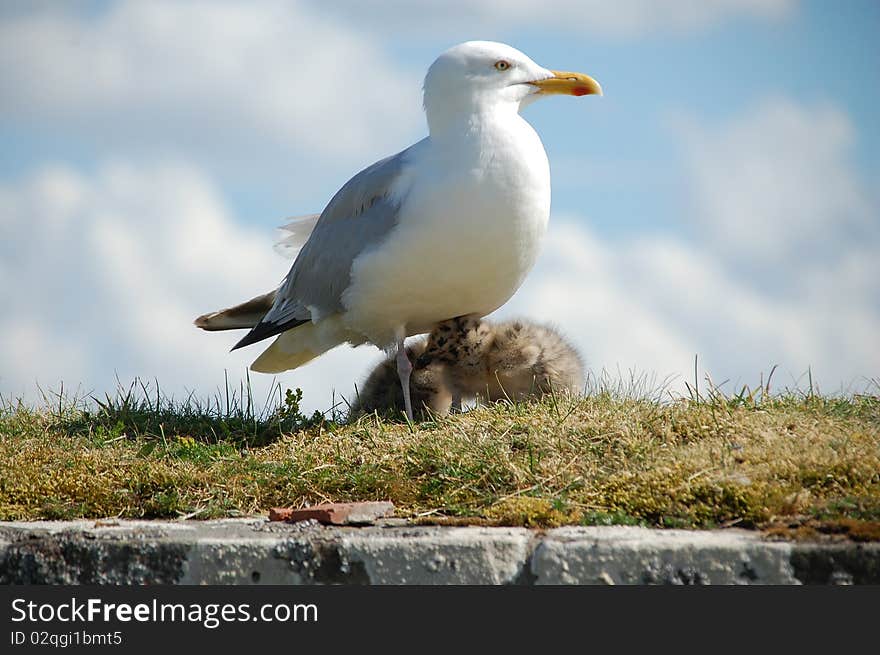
(230, 318), (307, 351)
(231, 323), (277, 351)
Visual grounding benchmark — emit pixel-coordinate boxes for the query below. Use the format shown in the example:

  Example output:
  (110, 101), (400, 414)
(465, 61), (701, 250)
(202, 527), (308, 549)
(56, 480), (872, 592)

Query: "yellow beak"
(530, 70), (603, 97)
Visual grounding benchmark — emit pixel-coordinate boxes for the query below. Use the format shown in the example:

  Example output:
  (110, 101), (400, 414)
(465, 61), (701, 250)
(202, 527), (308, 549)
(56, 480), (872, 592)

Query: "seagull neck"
(426, 102), (523, 144)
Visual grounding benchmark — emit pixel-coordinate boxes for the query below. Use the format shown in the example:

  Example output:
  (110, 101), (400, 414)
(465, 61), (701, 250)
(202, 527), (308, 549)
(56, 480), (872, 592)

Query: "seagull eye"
(494, 60), (511, 72)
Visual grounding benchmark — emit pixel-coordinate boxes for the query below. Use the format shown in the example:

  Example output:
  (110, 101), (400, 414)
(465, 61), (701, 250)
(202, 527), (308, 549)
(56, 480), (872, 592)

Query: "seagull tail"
(194, 291), (277, 331)
(249, 315), (354, 374)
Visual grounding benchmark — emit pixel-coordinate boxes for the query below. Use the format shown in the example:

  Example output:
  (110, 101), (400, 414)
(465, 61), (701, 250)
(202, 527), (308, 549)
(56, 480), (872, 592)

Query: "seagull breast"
(341, 109), (551, 345)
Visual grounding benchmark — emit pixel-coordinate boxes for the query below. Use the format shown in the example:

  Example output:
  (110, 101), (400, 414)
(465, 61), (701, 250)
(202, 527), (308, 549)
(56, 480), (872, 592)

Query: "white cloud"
(0, 159), (383, 411)
(318, 0), (796, 39)
(0, 0), (801, 206)
(677, 99), (877, 267)
(500, 213), (878, 397)
(0, 0), (422, 167)
(676, 99), (880, 384)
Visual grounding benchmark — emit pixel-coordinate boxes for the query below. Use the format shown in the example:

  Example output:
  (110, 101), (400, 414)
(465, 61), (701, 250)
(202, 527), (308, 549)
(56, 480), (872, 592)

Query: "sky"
(1, 0), (878, 413)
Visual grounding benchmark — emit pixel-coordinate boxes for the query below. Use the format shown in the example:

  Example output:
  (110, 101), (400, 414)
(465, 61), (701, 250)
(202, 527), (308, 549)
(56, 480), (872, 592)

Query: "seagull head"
(423, 41), (601, 133)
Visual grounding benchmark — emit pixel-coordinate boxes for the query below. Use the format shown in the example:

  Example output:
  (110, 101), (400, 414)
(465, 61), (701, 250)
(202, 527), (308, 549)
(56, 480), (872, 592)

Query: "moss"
(484, 497), (580, 528)
(764, 519), (880, 543)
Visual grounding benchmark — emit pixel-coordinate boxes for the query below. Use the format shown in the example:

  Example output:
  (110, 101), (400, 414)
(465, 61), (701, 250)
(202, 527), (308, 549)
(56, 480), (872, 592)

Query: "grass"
(0, 374), (878, 536)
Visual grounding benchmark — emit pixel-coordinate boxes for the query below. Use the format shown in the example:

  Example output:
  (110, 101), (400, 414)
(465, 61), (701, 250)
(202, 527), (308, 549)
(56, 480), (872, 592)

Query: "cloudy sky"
(1, 0), (878, 412)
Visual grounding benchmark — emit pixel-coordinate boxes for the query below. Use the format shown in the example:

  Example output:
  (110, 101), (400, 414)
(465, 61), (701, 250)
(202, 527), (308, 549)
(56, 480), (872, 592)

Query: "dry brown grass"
(1, 383), (878, 532)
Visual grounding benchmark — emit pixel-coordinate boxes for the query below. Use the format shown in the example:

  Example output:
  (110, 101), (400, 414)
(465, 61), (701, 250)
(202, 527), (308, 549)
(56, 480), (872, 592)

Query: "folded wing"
(230, 144), (416, 351)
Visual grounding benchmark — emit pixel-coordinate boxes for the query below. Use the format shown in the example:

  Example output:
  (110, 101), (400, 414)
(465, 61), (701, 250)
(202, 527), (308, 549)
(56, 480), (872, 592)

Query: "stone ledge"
(1, 519), (877, 585)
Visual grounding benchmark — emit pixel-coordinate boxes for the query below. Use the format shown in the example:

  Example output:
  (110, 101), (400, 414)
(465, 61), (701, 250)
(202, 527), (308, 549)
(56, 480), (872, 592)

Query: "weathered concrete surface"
(533, 526), (798, 584)
(1, 519), (877, 585)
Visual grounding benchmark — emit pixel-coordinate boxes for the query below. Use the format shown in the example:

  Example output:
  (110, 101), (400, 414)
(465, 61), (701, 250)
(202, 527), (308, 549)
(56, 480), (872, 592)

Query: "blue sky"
(1, 0), (878, 411)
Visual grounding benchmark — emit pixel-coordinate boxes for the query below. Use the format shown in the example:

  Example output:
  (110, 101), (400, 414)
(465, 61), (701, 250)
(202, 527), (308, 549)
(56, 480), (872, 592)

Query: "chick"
(350, 315), (584, 420)
(348, 339), (452, 420)
(418, 315), (584, 403)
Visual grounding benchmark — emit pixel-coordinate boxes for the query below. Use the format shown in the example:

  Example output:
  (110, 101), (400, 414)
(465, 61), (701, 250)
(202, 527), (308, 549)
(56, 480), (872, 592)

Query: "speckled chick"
(417, 315), (584, 403)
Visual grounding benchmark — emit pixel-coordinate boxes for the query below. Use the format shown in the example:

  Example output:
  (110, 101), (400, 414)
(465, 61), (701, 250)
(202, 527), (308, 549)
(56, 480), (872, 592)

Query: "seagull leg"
(396, 338), (414, 422)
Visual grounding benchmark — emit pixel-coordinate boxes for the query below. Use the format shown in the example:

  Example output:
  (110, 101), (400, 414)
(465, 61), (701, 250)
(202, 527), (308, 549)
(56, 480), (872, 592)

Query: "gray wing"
(232, 143), (417, 350)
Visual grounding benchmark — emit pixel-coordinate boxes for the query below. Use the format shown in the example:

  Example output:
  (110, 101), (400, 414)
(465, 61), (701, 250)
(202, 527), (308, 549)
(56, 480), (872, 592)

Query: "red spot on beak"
(572, 86), (590, 96)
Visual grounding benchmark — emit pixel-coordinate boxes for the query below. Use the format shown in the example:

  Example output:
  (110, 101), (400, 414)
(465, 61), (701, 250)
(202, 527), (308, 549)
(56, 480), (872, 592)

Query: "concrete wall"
(2, 519), (877, 585)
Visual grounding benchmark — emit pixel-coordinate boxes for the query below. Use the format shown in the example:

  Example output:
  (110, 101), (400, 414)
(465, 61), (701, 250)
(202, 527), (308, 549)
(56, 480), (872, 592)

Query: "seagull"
(195, 41), (601, 421)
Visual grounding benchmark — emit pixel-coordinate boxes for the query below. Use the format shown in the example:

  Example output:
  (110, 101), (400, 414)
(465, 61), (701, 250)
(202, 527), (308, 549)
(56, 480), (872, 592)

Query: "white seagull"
(195, 41), (601, 420)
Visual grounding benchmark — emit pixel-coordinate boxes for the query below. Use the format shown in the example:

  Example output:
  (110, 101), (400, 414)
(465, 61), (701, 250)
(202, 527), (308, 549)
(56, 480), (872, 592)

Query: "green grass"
(0, 375), (878, 532)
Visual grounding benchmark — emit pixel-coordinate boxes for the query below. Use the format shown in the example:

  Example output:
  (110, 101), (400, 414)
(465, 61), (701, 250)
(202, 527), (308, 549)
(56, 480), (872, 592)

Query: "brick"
(269, 501), (394, 525)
